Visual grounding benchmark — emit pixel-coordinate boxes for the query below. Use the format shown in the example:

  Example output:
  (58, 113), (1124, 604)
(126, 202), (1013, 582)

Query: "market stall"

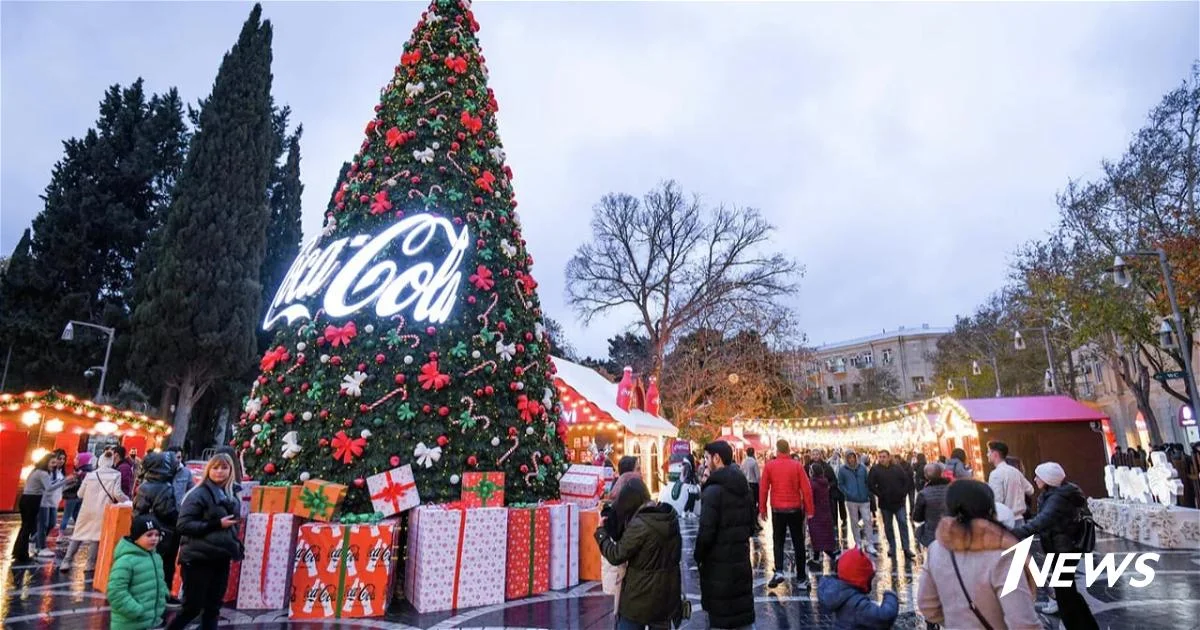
(551, 357), (678, 493)
(0, 390), (173, 510)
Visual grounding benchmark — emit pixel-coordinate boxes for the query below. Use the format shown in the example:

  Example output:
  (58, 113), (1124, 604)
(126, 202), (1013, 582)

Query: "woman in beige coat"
(60, 457), (128, 571)
(918, 479), (1041, 630)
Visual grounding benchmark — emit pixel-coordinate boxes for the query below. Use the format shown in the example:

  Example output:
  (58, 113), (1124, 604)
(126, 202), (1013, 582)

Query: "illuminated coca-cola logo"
(263, 213), (470, 330)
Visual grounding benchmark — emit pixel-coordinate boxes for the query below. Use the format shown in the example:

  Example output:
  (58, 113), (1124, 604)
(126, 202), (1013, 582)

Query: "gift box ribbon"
(370, 471), (415, 512)
(254, 486), (295, 512)
(257, 514), (278, 601)
(300, 484), (334, 519)
(450, 505), (469, 609)
(465, 475), (501, 505)
(333, 525), (352, 618)
(527, 509), (537, 594)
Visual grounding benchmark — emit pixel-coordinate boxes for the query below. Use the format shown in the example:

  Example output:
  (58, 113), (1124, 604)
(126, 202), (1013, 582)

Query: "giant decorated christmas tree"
(235, 0), (569, 513)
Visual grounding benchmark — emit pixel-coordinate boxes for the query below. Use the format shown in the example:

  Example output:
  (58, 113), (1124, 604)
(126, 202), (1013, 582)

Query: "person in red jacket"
(760, 439), (815, 589)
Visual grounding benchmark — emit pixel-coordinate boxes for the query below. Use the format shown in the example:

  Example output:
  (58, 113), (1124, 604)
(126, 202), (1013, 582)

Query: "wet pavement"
(3, 510), (1198, 629)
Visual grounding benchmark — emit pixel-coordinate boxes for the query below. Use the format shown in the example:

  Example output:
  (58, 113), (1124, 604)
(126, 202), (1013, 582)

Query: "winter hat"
(1034, 462), (1066, 487)
(75, 452), (94, 468)
(837, 548), (875, 592)
(128, 515), (161, 542)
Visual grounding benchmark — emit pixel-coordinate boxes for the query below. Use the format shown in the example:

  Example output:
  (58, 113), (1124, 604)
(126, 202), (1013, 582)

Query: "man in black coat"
(866, 449), (915, 560)
(695, 441), (756, 629)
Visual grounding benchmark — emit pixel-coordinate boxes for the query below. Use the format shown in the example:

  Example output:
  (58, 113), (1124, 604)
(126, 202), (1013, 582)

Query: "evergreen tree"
(258, 125), (304, 354)
(130, 4), (276, 445)
(236, 0), (568, 511)
(0, 81), (187, 395)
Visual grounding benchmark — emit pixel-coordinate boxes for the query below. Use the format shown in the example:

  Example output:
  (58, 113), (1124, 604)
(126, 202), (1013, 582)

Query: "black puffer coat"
(695, 465), (756, 628)
(1012, 482), (1087, 553)
(595, 502), (682, 626)
(133, 453), (178, 532)
(176, 479), (244, 564)
(912, 477), (950, 547)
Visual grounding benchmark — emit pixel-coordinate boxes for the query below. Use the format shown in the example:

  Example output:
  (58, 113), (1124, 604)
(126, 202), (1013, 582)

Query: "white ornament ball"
(360, 429), (372, 439)
(320, 354), (330, 364)
(432, 142), (440, 150)
(297, 342), (307, 351)
(302, 411), (313, 422)
(404, 355), (414, 365)
(450, 474), (460, 485)
(252, 424), (262, 433)
(472, 350), (481, 359)
(491, 437), (501, 447)
(364, 324), (375, 334)
(525, 426), (535, 435)
(299, 472), (311, 482)
(516, 382), (525, 390)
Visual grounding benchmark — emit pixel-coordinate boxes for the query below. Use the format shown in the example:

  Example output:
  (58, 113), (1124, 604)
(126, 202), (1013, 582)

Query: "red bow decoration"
(370, 190), (393, 215)
(418, 360), (450, 391)
(260, 346), (289, 372)
(475, 171), (496, 193)
(517, 395), (543, 423)
(401, 51), (422, 67)
(334, 185), (347, 205)
(469, 265), (494, 291)
(385, 127), (406, 148)
(324, 321), (358, 347)
(445, 56), (468, 74)
(460, 111), (483, 135)
(331, 430), (367, 465)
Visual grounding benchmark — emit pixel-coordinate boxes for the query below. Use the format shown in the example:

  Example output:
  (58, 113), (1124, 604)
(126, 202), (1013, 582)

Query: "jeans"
(845, 501), (873, 550)
(60, 499), (82, 532)
(36, 506), (57, 550)
(771, 509), (806, 576)
(1054, 567), (1099, 630)
(63, 539), (99, 570)
(13, 494), (41, 560)
(615, 617), (670, 630)
(167, 558), (231, 630)
(159, 532), (181, 593)
(880, 505), (912, 555)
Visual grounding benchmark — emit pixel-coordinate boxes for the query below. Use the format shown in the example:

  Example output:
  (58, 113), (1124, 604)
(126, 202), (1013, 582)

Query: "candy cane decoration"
(423, 90), (452, 105)
(520, 361), (539, 375)
(423, 40), (435, 54)
(383, 170), (412, 187)
(408, 188), (426, 200)
(367, 386), (408, 411)
(477, 293), (499, 327)
(445, 151), (467, 175)
(525, 450), (542, 485)
(464, 360), (497, 377)
(428, 184), (444, 197)
(458, 396), (492, 431)
(497, 435), (519, 466)
(514, 280), (531, 308)
(284, 354), (306, 377)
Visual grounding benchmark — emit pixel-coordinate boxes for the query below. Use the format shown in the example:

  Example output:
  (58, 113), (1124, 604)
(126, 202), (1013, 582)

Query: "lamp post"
(1014, 328), (1058, 394)
(1113, 250), (1198, 442)
(947, 376), (970, 398)
(62, 320), (115, 401)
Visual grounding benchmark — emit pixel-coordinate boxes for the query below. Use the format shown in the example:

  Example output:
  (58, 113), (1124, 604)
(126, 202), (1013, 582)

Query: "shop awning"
(957, 396), (1109, 424)
(551, 357), (678, 438)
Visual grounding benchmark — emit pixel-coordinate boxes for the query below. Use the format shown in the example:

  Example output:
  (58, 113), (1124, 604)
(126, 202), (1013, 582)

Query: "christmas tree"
(236, 0), (569, 513)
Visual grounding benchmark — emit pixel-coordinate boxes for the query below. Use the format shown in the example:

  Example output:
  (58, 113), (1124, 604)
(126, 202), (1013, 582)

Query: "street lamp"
(1014, 328), (1058, 394)
(971, 360), (982, 376)
(62, 320), (115, 401)
(1112, 250), (1198, 439)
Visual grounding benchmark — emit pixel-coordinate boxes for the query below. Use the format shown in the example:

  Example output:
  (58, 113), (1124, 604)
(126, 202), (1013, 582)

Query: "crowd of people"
(596, 439), (1102, 630)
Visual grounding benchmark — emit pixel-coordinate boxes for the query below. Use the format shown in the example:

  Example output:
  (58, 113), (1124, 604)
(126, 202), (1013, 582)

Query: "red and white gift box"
(237, 513), (303, 610)
(559, 464), (606, 508)
(404, 504), (507, 613)
(546, 502), (580, 589)
(366, 465), (420, 517)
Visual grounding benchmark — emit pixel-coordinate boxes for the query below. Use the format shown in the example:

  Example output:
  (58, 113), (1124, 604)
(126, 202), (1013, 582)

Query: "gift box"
(560, 465), (605, 508)
(289, 520), (400, 619)
(579, 507), (603, 581)
(405, 504), (507, 613)
(461, 471), (505, 508)
(237, 513), (303, 609)
(505, 505), (551, 600)
(251, 484), (302, 514)
(546, 502), (580, 589)
(93, 502), (133, 594)
(290, 479), (348, 522)
(367, 465), (420, 517)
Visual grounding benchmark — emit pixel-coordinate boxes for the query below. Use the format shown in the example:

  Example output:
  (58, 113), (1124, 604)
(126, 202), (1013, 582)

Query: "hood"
(817, 576), (860, 610)
(704, 464), (750, 497)
(114, 536), (153, 561)
(637, 502), (681, 540)
(139, 452), (172, 481)
(934, 517), (1019, 552)
(1051, 482), (1086, 507)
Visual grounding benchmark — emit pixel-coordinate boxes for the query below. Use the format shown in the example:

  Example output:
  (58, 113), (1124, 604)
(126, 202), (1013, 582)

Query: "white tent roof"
(551, 356), (678, 438)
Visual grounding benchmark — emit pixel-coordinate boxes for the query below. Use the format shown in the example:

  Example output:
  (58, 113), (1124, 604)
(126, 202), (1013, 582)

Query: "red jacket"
(759, 454), (815, 516)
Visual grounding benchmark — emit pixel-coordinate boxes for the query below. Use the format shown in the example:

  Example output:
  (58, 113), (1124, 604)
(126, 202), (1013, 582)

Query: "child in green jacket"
(107, 515), (168, 630)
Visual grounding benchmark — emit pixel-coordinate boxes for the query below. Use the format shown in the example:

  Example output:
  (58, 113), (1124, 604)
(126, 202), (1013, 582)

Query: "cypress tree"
(130, 4), (276, 444)
(258, 125), (304, 354)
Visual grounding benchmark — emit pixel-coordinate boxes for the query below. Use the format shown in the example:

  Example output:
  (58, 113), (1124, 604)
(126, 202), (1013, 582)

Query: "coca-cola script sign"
(263, 214), (470, 330)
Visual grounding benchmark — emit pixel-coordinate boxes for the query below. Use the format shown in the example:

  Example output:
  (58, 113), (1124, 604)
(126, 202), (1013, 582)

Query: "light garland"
(741, 395), (976, 450)
(0, 390), (172, 435)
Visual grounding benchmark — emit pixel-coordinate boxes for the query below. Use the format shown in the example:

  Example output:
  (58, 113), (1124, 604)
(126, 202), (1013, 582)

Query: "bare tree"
(565, 180), (802, 377)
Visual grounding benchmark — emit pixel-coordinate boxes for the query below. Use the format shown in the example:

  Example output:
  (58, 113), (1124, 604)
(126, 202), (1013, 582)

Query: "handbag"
(949, 550), (996, 630)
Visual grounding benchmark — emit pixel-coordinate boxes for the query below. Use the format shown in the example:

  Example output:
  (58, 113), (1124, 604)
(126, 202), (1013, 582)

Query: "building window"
(852, 383), (862, 399)
(826, 386), (835, 402)
(839, 384), (848, 401)
(912, 376), (926, 393)
(882, 348), (894, 365)
(862, 352), (873, 367)
(835, 357), (847, 373)
(825, 359), (835, 373)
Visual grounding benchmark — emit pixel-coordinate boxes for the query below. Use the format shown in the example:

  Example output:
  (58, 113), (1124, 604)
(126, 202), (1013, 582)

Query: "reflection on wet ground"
(2, 510), (1198, 629)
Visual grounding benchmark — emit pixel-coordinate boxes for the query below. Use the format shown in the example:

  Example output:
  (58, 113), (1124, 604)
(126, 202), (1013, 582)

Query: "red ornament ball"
(242, 440), (251, 449)
(438, 406), (449, 416)
(428, 351), (438, 360)
(390, 455), (401, 467)
(357, 363), (367, 371)
(353, 478), (366, 488)
(366, 158), (376, 168)
(451, 141), (461, 151)
(520, 464), (529, 474)
(484, 385), (494, 396)
(468, 295), (477, 304)
(525, 332), (533, 342)
(394, 373), (406, 384)
(320, 409), (330, 419)
(264, 462), (276, 474)
(497, 322), (507, 332)
(344, 418), (355, 427)
(437, 435), (449, 447)
(319, 438), (330, 447)
(384, 155), (393, 165)
(375, 354), (386, 364)
(516, 344), (525, 354)
(359, 194), (369, 204)
(426, 326), (436, 335)
(276, 375), (284, 384)
(283, 386), (293, 395)
(542, 455), (552, 464)
(255, 448), (263, 456)
(508, 426), (518, 437)
(284, 412), (295, 424)
(467, 455), (478, 467)
(331, 356), (342, 366)
(358, 404), (369, 414)
(422, 404), (432, 413)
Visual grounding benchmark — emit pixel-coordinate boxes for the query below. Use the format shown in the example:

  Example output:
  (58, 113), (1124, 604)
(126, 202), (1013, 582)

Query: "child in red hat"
(817, 548), (899, 629)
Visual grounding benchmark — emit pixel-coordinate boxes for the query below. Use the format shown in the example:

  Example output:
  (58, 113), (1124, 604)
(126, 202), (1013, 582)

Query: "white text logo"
(1000, 536), (1159, 597)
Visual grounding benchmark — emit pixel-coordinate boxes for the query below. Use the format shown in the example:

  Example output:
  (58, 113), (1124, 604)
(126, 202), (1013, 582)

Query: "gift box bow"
(370, 470), (416, 512)
(465, 475), (502, 503)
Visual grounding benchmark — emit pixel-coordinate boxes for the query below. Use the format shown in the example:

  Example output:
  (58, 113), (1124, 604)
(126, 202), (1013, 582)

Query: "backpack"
(1073, 506), (1097, 553)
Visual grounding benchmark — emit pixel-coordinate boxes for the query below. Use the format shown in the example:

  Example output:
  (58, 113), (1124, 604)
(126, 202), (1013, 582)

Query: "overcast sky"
(2, 1), (1196, 359)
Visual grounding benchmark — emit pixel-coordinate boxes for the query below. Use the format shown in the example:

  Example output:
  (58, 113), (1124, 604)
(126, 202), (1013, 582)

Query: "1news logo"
(1000, 537), (1160, 597)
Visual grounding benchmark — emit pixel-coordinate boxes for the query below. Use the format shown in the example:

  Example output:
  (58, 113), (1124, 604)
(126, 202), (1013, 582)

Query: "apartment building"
(785, 324), (951, 408)
(1072, 344), (1199, 448)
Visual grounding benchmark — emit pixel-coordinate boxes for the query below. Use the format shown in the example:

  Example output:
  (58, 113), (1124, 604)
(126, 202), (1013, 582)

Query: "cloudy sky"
(2, 1), (1196, 358)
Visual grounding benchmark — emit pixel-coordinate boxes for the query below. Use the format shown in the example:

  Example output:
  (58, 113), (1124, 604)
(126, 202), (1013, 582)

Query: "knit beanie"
(1034, 462), (1066, 487)
(837, 548), (875, 592)
(128, 515), (161, 542)
(75, 452), (94, 468)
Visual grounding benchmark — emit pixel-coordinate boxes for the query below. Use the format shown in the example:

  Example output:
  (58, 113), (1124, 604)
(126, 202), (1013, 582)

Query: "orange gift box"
(288, 521), (399, 619)
(505, 505), (551, 600)
(290, 479), (348, 522)
(251, 484), (302, 514)
(579, 507), (602, 581)
(94, 503), (133, 593)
